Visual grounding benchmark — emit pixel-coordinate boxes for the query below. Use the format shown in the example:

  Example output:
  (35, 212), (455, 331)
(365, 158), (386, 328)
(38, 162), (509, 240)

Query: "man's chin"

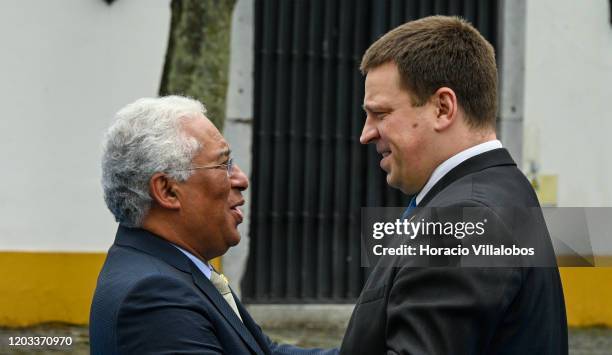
(387, 174), (415, 196)
(386, 173), (401, 190)
(227, 231), (241, 247)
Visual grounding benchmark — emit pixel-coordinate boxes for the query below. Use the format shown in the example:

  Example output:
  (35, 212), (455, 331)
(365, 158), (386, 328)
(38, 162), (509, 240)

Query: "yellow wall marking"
(0, 253), (609, 327)
(560, 267), (612, 327)
(0, 252), (106, 326)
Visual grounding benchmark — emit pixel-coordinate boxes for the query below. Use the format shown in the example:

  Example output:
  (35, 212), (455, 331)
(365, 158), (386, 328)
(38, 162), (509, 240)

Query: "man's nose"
(230, 164), (249, 191)
(360, 116), (379, 144)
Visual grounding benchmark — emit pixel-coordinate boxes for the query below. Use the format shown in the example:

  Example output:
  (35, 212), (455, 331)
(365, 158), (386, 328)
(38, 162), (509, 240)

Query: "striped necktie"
(210, 270), (243, 322)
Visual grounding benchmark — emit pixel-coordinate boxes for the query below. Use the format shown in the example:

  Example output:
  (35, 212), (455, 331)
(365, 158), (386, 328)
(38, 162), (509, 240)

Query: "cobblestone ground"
(0, 324), (610, 354)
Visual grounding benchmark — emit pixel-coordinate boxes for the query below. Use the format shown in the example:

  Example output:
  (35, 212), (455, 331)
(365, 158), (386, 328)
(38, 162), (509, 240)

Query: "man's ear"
(149, 172), (181, 210)
(432, 87), (458, 132)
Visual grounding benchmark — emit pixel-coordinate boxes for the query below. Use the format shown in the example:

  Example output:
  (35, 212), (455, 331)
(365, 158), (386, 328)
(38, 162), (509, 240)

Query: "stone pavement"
(0, 324), (610, 354)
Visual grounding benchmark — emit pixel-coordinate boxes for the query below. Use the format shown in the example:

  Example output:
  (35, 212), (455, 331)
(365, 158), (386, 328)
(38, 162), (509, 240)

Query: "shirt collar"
(415, 139), (503, 205)
(172, 245), (213, 280)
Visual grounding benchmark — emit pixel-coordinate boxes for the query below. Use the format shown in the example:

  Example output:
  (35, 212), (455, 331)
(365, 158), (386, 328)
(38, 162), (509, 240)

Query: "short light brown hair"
(361, 16), (497, 129)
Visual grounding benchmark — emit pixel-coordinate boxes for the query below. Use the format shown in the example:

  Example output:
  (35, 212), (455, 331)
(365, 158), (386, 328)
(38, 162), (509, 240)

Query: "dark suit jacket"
(90, 226), (338, 355)
(340, 148), (568, 355)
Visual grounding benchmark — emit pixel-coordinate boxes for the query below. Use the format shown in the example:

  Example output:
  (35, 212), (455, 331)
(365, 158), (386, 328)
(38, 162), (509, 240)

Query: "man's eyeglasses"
(174, 158), (234, 177)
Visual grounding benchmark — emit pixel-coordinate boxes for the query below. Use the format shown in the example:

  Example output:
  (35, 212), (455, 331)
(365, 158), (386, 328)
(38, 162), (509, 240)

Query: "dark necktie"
(401, 196), (417, 220)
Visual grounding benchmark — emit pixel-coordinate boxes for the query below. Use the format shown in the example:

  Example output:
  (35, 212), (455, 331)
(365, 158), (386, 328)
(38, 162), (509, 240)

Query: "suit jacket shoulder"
(422, 148), (539, 208)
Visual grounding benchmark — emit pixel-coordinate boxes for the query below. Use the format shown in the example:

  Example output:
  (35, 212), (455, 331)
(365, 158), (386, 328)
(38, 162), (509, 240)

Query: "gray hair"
(101, 95), (206, 227)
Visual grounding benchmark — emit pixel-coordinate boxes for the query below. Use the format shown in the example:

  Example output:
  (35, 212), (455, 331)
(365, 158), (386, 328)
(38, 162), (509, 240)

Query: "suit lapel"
(191, 265), (264, 354)
(419, 148), (516, 207)
(236, 301), (273, 355)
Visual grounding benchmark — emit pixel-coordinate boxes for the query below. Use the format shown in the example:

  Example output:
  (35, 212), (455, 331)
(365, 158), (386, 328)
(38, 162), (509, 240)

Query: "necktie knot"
(210, 270), (231, 295)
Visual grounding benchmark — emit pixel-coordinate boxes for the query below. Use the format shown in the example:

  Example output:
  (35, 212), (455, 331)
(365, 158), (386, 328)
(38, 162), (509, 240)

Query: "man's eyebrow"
(218, 148), (231, 159)
(362, 104), (385, 112)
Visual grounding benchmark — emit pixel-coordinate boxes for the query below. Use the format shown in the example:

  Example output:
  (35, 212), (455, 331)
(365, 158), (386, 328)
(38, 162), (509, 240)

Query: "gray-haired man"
(90, 96), (337, 355)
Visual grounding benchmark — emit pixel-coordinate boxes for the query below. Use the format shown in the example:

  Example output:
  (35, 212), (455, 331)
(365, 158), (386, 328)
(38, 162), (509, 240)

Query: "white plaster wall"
(223, 0), (254, 295)
(524, 0), (612, 207)
(0, 0), (171, 251)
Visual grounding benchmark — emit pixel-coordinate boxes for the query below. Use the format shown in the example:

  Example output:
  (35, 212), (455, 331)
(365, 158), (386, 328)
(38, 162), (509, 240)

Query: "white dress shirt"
(173, 245), (213, 280)
(415, 140), (503, 205)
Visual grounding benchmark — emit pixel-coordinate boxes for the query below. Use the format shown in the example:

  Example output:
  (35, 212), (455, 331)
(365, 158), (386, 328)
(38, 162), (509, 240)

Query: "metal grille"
(243, 0), (499, 303)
